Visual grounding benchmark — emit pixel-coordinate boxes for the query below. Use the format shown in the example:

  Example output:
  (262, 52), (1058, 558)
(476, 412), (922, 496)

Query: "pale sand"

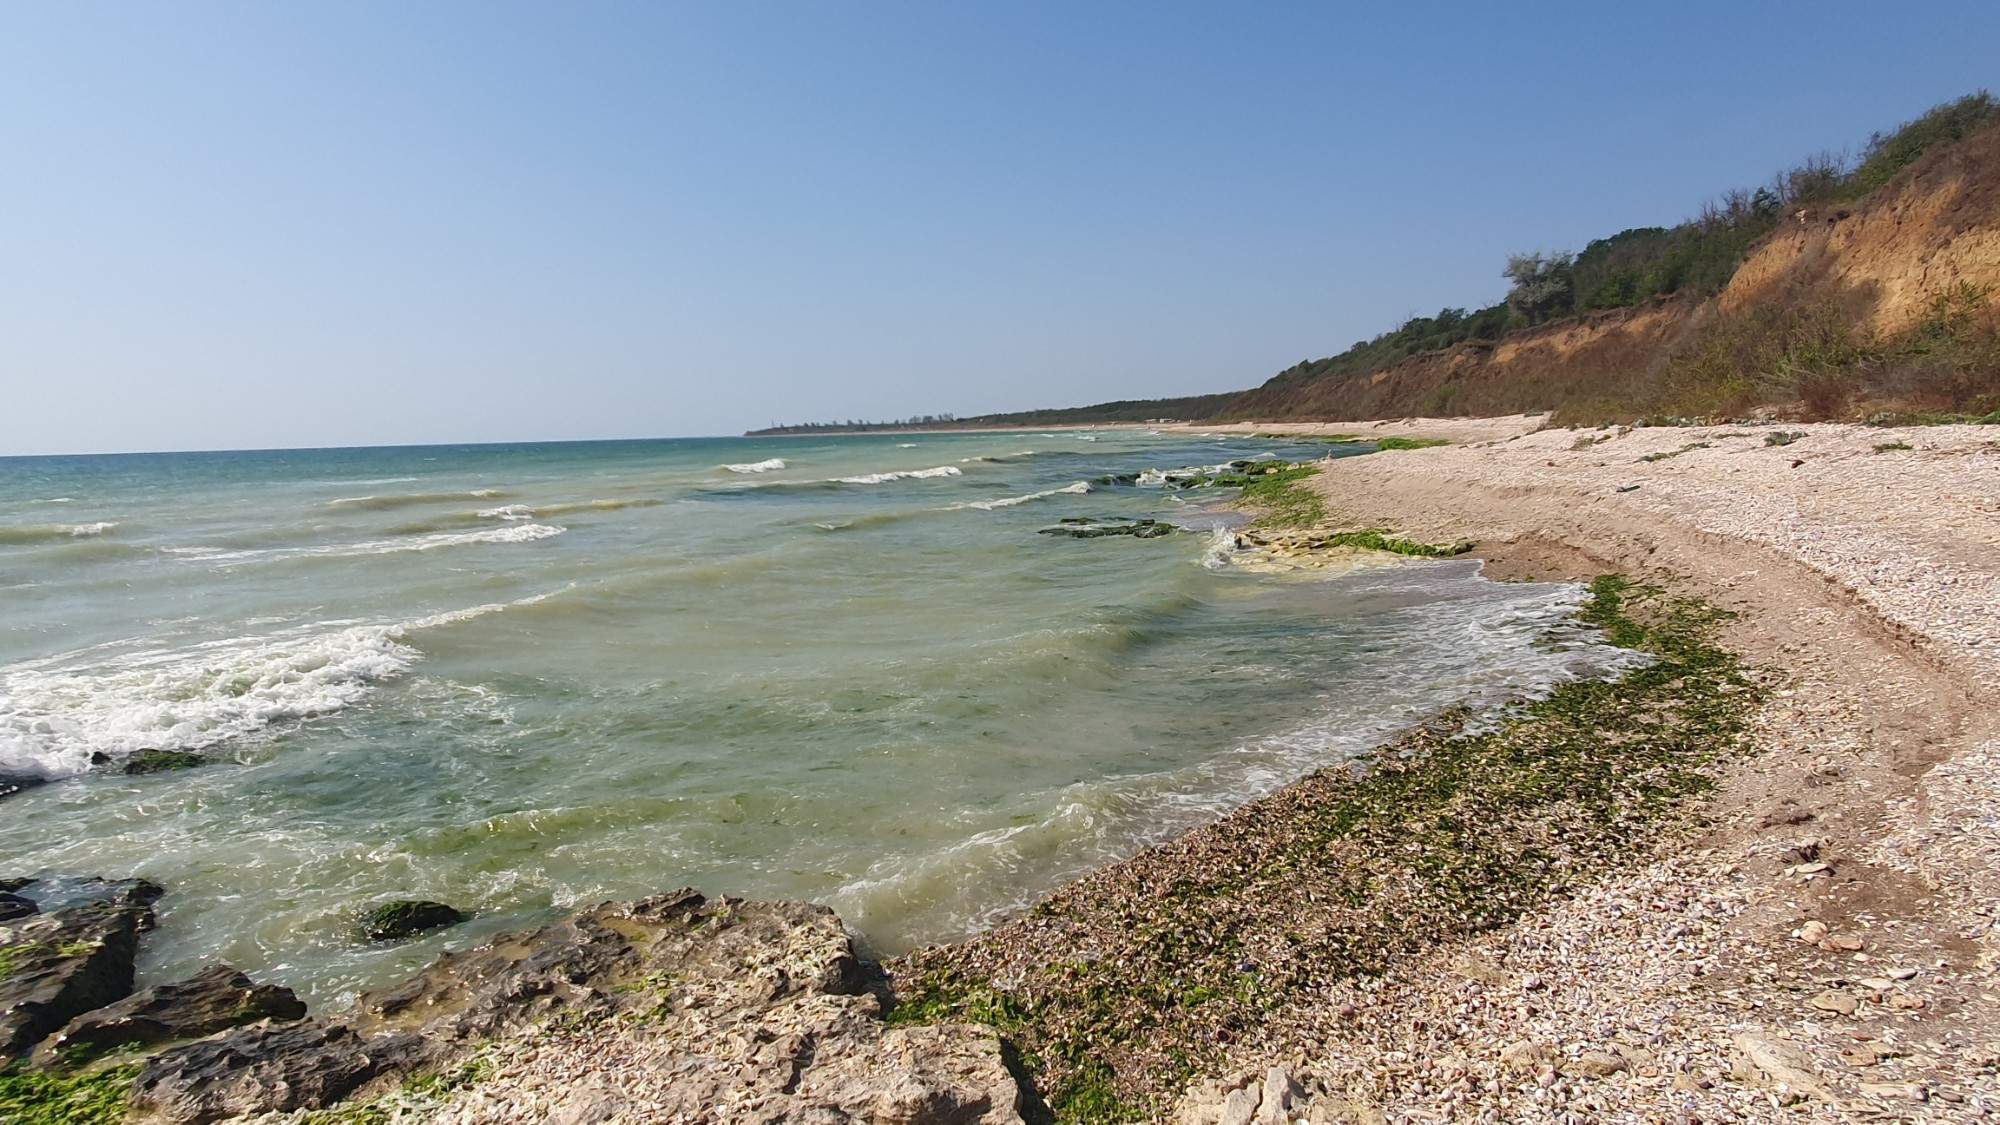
(1175, 420), (2000, 1122)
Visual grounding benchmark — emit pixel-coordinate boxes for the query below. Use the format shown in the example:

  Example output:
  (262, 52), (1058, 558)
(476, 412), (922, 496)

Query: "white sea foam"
(897, 443), (918, 448)
(172, 524), (564, 566)
(724, 458), (786, 474)
(946, 481), (1091, 511)
(0, 596), (551, 779)
(834, 465), (962, 485)
(478, 504), (535, 521)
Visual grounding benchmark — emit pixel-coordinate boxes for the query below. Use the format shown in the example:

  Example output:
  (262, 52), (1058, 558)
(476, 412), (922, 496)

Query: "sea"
(0, 430), (1642, 1009)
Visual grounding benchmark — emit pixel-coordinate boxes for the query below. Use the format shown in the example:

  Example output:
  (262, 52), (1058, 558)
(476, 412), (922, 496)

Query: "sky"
(2, 3), (1995, 454)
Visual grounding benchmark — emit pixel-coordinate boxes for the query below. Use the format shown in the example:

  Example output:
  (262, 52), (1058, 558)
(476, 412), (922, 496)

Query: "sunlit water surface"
(0, 431), (1639, 1008)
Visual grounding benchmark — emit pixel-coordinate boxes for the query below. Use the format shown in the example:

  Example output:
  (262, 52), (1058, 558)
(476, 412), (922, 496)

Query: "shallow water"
(0, 431), (1640, 1009)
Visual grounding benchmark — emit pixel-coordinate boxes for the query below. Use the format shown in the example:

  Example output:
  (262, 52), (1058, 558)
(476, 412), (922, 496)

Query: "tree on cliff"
(1503, 251), (1575, 326)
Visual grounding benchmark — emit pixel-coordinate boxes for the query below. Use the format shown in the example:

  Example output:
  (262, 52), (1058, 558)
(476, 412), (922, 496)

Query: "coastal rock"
(35, 963), (306, 1066)
(128, 1022), (405, 1123)
(0, 894), (35, 922)
(1732, 1033), (1835, 1103)
(0, 773), (44, 801)
(0, 898), (152, 1058)
(130, 890), (1020, 1124)
(1807, 988), (1860, 1015)
(14, 875), (164, 920)
(361, 899), (466, 941)
(1567, 1049), (1629, 1078)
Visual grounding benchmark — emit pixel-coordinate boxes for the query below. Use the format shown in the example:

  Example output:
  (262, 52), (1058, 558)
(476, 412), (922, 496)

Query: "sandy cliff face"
(1230, 126), (2000, 421)
(1722, 126), (2000, 336)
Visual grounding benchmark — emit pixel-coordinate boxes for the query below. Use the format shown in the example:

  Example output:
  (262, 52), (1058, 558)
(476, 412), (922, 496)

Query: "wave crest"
(0, 522), (118, 545)
(834, 465), (962, 485)
(0, 598), (548, 779)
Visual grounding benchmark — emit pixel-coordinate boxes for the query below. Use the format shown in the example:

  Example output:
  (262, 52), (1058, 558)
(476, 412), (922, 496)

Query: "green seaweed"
(1237, 466), (1325, 528)
(890, 576), (1757, 1121)
(0, 1064), (139, 1125)
(1371, 437), (1451, 451)
(1318, 529), (1474, 558)
(1764, 430), (1808, 447)
(0, 941), (96, 981)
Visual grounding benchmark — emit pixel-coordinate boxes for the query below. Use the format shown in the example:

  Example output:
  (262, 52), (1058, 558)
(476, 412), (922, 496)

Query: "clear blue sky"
(3, 2), (1994, 454)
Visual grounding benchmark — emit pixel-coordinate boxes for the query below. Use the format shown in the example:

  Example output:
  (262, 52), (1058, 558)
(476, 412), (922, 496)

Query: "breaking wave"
(945, 481), (1091, 511)
(723, 459), (786, 474)
(834, 465), (962, 485)
(0, 597), (550, 780)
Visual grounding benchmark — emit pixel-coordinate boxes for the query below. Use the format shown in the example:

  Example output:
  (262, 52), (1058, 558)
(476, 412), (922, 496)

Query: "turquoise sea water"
(0, 430), (1639, 1009)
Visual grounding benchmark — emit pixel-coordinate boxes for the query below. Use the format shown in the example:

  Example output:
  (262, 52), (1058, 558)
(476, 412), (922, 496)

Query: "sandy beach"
(1160, 417), (2000, 1122)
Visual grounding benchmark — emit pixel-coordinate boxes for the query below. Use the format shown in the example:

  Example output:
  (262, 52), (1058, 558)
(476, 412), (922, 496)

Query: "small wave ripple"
(0, 522), (118, 545)
(167, 523), (564, 566)
(723, 458), (786, 474)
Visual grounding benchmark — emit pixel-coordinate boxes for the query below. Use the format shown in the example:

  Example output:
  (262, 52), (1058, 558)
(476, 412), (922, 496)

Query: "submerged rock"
(1040, 517), (1176, 539)
(122, 750), (208, 775)
(0, 895), (35, 923)
(361, 899), (466, 941)
(36, 963), (306, 1066)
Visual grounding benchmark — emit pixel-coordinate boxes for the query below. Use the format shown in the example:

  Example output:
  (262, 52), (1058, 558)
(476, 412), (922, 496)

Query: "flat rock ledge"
(6, 884), (1021, 1125)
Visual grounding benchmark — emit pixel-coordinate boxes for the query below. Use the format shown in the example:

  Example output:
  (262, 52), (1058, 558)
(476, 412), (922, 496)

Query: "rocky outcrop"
(0, 879), (160, 1058)
(129, 1022), (414, 1122)
(125, 889), (1022, 1124)
(36, 964), (306, 1066)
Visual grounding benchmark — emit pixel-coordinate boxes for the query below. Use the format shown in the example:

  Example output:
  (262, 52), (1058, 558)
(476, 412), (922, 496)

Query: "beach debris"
(362, 899), (466, 941)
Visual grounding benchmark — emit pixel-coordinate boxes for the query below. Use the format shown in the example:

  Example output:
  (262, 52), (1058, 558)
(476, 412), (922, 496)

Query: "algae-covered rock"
(0, 901), (152, 1058)
(362, 900), (466, 942)
(122, 750), (207, 775)
(37, 963), (307, 1067)
(1039, 517), (1176, 539)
